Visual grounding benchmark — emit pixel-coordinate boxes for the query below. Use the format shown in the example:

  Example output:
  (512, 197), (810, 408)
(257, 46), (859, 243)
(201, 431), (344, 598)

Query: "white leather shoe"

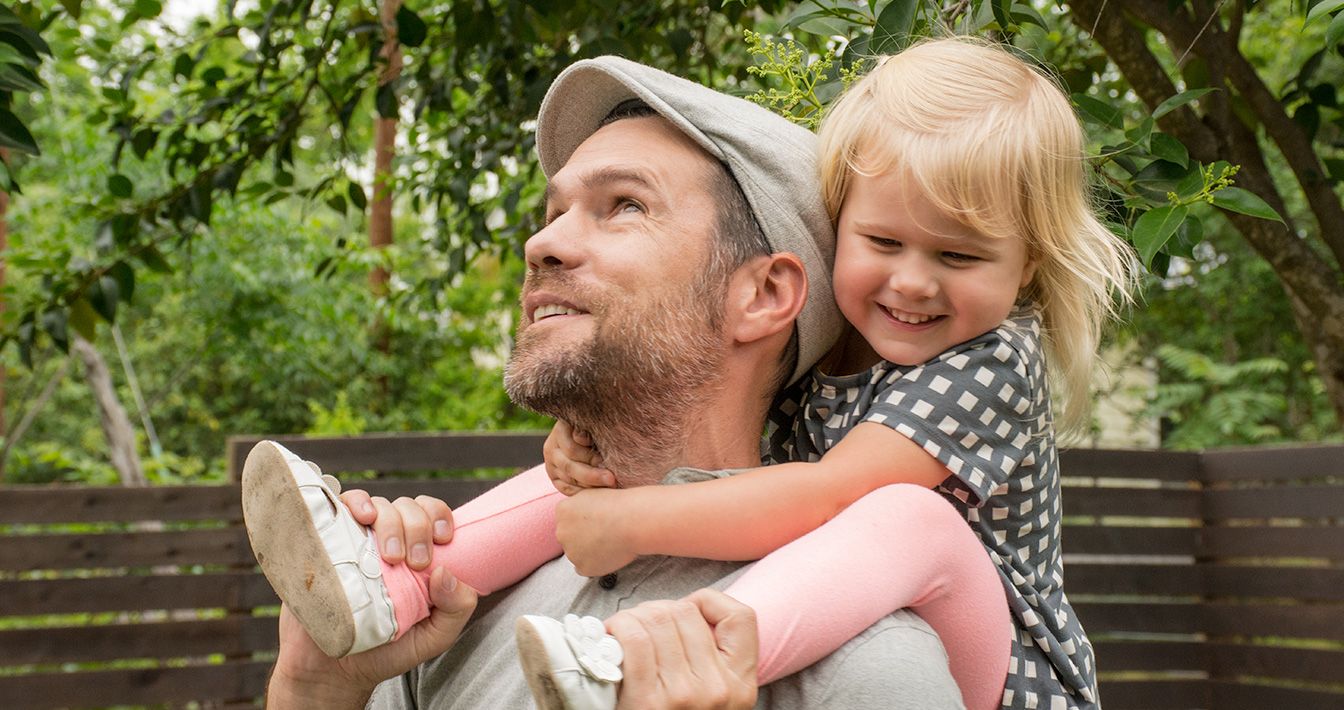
(241, 440), (398, 657)
(516, 614), (623, 710)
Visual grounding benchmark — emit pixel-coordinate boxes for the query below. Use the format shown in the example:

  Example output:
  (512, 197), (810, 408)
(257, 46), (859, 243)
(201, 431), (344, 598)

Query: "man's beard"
(504, 270), (727, 483)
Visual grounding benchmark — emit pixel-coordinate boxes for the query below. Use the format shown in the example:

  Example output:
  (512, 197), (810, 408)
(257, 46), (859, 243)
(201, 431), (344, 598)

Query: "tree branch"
(1124, 0), (1344, 265)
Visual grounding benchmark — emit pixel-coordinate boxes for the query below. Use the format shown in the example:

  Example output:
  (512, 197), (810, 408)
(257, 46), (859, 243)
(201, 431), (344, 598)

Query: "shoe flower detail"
(562, 614), (624, 683)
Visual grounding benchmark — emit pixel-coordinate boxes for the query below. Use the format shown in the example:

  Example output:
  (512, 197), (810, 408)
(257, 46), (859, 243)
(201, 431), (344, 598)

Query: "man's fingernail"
(443, 571), (458, 593)
(361, 502), (375, 516)
(434, 520), (451, 539)
(411, 543), (429, 566)
(384, 537), (403, 558)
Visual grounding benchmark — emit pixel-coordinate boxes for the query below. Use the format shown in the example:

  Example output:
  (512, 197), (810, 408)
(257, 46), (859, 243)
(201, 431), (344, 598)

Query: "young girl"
(242, 37), (1132, 710)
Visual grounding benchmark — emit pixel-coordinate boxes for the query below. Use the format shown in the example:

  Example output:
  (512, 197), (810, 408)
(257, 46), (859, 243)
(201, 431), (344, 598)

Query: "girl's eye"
(867, 236), (900, 248)
(944, 251), (980, 263)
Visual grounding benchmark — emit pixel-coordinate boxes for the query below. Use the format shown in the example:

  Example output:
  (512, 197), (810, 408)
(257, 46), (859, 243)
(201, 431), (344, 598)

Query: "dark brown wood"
(1061, 525), (1200, 556)
(1203, 601), (1344, 642)
(0, 615), (278, 665)
(0, 485), (241, 524)
(1059, 448), (1201, 481)
(1208, 642), (1344, 684)
(1200, 525), (1344, 560)
(1204, 484), (1344, 520)
(1072, 601), (1203, 634)
(1091, 639), (1207, 671)
(2, 572), (278, 616)
(1202, 565), (1344, 602)
(1093, 679), (1209, 709)
(4, 527), (255, 571)
(1059, 486), (1202, 519)
(358, 477), (509, 507)
(1200, 444), (1344, 482)
(226, 431), (548, 480)
(0, 659), (272, 709)
(1066, 562), (1202, 596)
(1208, 680), (1344, 710)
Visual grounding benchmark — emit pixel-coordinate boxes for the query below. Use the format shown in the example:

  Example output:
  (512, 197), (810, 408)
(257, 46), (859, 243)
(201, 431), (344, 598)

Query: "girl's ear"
(727, 253), (808, 344)
(1019, 254), (1039, 291)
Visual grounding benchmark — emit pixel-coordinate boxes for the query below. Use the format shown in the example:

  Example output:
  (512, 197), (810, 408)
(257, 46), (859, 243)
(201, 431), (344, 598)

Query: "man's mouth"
(533, 304), (585, 322)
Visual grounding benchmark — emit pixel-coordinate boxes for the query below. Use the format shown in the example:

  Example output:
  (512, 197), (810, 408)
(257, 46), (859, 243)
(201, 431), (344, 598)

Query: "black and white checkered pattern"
(766, 307), (1099, 709)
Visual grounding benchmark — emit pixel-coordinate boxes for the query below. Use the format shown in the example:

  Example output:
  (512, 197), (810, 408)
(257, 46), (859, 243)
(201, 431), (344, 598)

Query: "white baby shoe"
(241, 440), (397, 657)
(516, 613), (623, 710)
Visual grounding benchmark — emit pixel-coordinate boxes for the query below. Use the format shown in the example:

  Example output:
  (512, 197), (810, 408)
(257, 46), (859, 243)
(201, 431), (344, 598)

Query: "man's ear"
(726, 253), (807, 345)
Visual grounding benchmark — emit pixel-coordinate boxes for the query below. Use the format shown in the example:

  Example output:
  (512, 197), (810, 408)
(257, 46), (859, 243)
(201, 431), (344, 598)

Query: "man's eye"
(616, 198), (643, 214)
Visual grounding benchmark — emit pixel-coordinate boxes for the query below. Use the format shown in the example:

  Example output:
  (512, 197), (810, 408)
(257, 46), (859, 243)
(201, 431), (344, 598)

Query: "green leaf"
(1152, 88), (1215, 119)
(1009, 3), (1047, 29)
(326, 193), (347, 214)
(1125, 116), (1154, 145)
(189, 181), (213, 223)
(991, 0), (1013, 30)
(107, 173), (133, 198)
(1167, 213), (1204, 259)
(109, 261), (136, 306)
(41, 307), (69, 351)
(396, 5), (427, 47)
(1328, 12), (1344, 47)
(1132, 204), (1189, 268)
(1174, 167), (1205, 200)
(131, 128), (157, 159)
(1210, 187), (1284, 223)
(347, 182), (368, 211)
(1306, 0), (1344, 22)
(1073, 93), (1123, 129)
(69, 298), (98, 340)
(872, 0), (918, 54)
(376, 82), (397, 119)
(0, 105), (39, 154)
(138, 245), (173, 273)
(87, 274), (120, 323)
(1149, 133), (1189, 167)
(133, 0), (162, 19)
(59, 0), (82, 20)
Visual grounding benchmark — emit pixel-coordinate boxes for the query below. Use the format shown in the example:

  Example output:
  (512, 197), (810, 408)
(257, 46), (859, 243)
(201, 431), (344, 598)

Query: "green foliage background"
(0, 0), (1339, 485)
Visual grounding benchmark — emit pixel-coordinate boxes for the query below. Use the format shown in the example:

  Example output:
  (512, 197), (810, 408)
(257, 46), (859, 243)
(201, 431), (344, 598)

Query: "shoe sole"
(515, 617), (572, 710)
(241, 441), (356, 657)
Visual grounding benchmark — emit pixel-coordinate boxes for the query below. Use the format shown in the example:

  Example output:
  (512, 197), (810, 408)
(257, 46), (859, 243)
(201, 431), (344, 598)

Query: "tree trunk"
(1, 148), (8, 449)
(1067, 0), (1344, 427)
(370, 0), (402, 297)
(72, 335), (147, 487)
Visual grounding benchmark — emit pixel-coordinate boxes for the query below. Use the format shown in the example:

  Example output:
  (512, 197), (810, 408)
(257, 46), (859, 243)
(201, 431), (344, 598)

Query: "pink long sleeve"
(725, 483), (1012, 710)
(381, 464), (565, 634)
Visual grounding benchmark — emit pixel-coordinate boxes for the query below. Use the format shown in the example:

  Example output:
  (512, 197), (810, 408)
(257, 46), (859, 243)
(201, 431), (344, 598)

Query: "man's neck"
(586, 377), (770, 487)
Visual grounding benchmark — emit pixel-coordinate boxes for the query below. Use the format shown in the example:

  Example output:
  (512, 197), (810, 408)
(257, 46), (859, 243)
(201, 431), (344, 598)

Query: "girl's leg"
(725, 483), (1011, 710)
(379, 463), (566, 636)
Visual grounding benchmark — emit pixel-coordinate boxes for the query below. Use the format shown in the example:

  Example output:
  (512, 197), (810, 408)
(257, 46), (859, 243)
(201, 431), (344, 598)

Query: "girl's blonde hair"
(818, 36), (1136, 435)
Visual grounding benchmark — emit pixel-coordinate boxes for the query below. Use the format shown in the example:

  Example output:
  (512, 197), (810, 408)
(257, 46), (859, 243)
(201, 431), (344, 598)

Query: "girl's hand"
(544, 420), (616, 496)
(554, 487), (640, 577)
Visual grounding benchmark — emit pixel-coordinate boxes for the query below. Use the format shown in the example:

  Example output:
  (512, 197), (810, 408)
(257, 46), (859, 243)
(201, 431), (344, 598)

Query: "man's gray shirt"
(367, 469), (966, 709)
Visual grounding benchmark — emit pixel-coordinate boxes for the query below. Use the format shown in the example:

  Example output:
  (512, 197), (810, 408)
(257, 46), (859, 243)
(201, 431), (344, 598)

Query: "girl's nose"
(888, 259), (938, 300)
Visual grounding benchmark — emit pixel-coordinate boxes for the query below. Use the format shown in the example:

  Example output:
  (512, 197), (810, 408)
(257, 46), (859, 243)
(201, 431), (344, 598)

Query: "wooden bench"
(2, 435), (1340, 709)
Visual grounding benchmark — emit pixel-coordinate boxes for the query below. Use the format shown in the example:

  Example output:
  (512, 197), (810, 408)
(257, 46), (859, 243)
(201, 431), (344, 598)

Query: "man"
(267, 56), (965, 709)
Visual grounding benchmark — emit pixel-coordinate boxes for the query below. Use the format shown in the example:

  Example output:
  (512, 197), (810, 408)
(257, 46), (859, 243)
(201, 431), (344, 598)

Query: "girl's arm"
(555, 423), (950, 573)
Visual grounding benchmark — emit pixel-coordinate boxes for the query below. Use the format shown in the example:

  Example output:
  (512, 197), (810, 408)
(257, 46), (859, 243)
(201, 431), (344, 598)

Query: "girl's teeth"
(888, 308), (933, 324)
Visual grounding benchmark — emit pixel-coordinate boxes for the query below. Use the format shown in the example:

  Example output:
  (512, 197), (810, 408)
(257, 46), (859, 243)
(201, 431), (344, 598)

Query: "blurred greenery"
(0, 0), (1339, 485)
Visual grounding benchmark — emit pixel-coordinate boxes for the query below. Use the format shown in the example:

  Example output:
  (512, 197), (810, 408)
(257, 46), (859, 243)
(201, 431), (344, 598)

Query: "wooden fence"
(1, 434), (1341, 709)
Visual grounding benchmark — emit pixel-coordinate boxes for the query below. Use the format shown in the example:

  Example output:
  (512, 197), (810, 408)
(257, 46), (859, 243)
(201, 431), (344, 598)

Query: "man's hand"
(545, 419), (617, 495)
(554, 487), (640, 576)
(267, 566), (477, 710)
(608, 589), (759, 710)
(340, 489), (454, 570)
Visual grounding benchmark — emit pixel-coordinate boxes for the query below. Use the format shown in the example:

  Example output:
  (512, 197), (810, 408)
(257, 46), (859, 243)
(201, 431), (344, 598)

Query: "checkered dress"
(765, 307), (1099, 709)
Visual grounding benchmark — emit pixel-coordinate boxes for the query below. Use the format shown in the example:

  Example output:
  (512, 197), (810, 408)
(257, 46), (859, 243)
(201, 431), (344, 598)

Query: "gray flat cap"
(535, 56), (842, 385)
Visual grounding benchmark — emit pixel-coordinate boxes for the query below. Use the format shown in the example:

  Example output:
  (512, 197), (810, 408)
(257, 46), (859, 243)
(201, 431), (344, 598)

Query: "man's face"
(504, 116), (729, 467)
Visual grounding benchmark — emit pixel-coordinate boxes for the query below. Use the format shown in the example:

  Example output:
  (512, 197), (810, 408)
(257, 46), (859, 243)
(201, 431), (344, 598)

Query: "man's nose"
(524, 213), (583, 272)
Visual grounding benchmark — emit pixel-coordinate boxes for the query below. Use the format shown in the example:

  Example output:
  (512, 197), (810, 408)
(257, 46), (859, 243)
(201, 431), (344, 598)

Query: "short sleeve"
(862, 335), (1036, 507)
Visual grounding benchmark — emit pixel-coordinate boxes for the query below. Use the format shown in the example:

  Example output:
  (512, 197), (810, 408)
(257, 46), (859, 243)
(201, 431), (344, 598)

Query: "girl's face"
(832, 168), (1036, 369)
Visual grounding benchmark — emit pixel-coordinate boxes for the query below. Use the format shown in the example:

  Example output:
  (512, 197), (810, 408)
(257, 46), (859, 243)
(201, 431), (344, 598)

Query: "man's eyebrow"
(544, 166), (659, 207)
